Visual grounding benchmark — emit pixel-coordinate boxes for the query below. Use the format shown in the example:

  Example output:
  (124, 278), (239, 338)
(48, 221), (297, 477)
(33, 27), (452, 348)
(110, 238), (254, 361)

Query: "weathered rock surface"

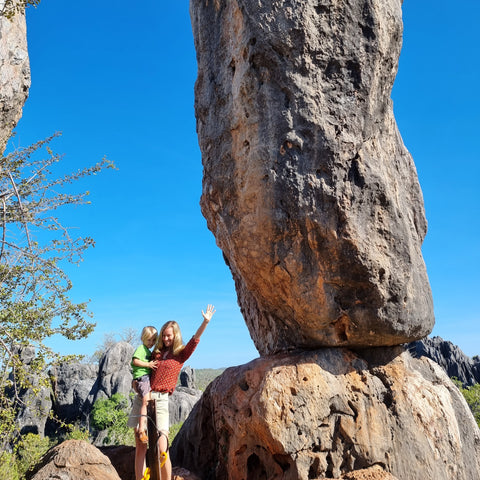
(171, 347), (480, 480)
(326, 465), (398, 480)
(10, 346), (52, 437)
(0, 7), (30, 152)
(50, 361), (98, 424)
(26, 439), (122, 480)
(99, 445), (135, 480)
(409, 335), (480, 387)
(171, 386), (202, 425)
(90, 341), (135, 403)
(192, 0), (433, 354)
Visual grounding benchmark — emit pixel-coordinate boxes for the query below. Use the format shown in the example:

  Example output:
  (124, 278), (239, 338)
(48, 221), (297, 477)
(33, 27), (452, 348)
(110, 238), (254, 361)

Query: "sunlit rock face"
(192, 0), (434, 354)
(171, 348), (480, 480)
(0, 8), (30, 152)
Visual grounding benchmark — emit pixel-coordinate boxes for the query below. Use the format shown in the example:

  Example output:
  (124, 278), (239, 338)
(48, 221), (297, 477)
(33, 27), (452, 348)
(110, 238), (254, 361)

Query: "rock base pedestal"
(172, 347), (480, 480)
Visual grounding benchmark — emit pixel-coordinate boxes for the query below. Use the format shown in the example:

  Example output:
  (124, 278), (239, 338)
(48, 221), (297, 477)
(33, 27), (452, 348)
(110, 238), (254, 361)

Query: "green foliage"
(0, 451), (19, 480)
(14, 433), (52, 478)
(0, 133), (114, 446)
(1, 0), (41, 19)
(452, 378), (480, 427)
(169, 421), (183, 444)
(64, 424), (90, 441)
(91, 393), (133, 445)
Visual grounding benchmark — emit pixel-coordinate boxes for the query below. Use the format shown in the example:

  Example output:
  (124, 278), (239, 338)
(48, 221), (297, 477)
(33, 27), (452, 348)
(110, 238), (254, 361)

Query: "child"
(131, 325), (159, 444)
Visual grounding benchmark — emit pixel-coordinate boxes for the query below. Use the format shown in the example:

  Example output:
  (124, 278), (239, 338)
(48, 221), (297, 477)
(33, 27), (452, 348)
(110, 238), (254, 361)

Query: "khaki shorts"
(128, 391), (169, 435)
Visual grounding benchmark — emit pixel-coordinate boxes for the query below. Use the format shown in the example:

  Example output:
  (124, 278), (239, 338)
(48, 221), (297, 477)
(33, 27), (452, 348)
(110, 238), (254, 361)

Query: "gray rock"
(15, 380), (52, 437)
(90, 341), (135, 403)
(180, 365), (196, 389)
(170, 386), (202, 426)
(191, 0), (433, 354)
(10, 346), (52, 437)
(409, 336), (480, 387)
(49, 362), (98, 424)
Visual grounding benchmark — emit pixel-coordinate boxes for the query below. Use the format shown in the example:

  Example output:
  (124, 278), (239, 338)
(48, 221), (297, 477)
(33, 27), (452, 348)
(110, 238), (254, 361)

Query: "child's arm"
(193, 304), (216, 340)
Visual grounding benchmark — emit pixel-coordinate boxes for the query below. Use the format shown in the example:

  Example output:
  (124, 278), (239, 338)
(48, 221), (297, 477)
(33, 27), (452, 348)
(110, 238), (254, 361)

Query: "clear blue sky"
(11, 0), (479, 367)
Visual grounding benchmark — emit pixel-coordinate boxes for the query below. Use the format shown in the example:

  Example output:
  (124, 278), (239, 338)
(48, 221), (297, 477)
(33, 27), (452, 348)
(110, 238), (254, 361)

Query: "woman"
(129, 304), (216, 480)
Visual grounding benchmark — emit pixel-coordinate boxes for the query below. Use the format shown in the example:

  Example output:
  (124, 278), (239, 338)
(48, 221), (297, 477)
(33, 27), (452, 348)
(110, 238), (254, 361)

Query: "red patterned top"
(150, 337), (200, 394)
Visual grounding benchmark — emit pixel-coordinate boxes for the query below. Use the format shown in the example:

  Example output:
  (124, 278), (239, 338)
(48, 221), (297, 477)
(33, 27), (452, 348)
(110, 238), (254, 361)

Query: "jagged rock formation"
(192, 0), (433, 354)
(0, 6), (30, 152)
(14, 342), (202, 442)
(49, 361), (99, 425)
(26, 440), (122, 480)
(171, 347), (480, 479)
(409, 335), (480, 387)
(10, 347), (52, 437)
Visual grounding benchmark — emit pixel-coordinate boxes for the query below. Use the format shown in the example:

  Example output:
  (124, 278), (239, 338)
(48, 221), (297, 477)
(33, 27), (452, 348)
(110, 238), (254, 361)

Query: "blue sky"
(11, 0), (479, 367)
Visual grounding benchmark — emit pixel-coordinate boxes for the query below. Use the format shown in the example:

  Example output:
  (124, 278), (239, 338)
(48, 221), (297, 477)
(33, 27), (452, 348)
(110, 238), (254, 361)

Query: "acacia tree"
(1, 0), (41, 19)
(0, 133), (113, 445)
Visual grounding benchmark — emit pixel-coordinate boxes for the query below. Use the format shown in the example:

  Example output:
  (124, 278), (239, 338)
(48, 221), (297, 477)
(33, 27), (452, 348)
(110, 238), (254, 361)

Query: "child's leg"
(139, 392), (151, 432)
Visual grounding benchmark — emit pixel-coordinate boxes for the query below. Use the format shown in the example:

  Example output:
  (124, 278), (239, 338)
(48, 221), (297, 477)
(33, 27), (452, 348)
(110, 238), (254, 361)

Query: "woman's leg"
(134, 434), (148, 480)
(158, 433), (172, 480)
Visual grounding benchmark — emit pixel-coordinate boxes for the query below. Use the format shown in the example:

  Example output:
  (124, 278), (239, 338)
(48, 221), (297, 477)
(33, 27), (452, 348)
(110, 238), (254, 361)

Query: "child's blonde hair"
(154, 321), (184, 356)
(141, 325), (158, 344)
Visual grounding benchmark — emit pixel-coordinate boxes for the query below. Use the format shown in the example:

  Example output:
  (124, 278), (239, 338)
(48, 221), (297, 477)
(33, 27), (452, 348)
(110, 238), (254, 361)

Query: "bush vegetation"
(452, 378), (480, 427)
(91, 393), (135, 446)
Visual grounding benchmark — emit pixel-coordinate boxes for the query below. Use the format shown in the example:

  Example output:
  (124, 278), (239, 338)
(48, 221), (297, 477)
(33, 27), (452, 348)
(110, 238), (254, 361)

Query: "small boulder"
(26, 439), (122, 480)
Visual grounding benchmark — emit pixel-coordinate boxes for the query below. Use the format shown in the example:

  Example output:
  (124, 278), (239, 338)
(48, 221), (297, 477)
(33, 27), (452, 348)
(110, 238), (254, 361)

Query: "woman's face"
(162, 326), (174, 348)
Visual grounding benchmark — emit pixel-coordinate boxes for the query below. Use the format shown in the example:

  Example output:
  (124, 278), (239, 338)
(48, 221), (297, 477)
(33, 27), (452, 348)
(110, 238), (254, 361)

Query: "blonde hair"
(141, 326), (158, 344)
(154, 321), (185, 356)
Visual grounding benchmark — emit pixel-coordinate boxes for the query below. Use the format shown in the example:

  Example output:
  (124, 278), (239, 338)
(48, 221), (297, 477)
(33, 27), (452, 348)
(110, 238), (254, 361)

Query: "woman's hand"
(202, 304), (216, 323)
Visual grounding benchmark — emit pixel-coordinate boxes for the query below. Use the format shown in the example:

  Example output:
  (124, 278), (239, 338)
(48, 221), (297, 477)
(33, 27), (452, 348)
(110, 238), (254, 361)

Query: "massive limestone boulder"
(171, 347), (480, 480)
(192, 0), (433, 354)
(0, 6), (30, 152)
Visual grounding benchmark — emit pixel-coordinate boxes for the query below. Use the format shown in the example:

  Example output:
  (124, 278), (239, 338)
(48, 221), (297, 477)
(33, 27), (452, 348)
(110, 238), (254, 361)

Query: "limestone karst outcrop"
(0, 6), (30, 152)
(409, 335), (480, 387)
(193, 0), (433, 354)
(171, 347), (480, 480)
(183, 0), (480, 478)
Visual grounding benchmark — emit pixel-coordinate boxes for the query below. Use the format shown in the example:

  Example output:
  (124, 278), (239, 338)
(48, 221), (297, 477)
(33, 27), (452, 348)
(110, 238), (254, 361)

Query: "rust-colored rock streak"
(171, 347), (480, 480)
(191, 0), (434, 353)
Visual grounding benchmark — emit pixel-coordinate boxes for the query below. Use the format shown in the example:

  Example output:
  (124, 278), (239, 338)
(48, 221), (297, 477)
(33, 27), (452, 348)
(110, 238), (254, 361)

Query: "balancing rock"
(192, 0), (434, 353)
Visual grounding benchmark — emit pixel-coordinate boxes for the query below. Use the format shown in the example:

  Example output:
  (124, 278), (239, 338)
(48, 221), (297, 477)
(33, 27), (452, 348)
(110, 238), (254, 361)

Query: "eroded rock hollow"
(193, 0), (434, 354)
